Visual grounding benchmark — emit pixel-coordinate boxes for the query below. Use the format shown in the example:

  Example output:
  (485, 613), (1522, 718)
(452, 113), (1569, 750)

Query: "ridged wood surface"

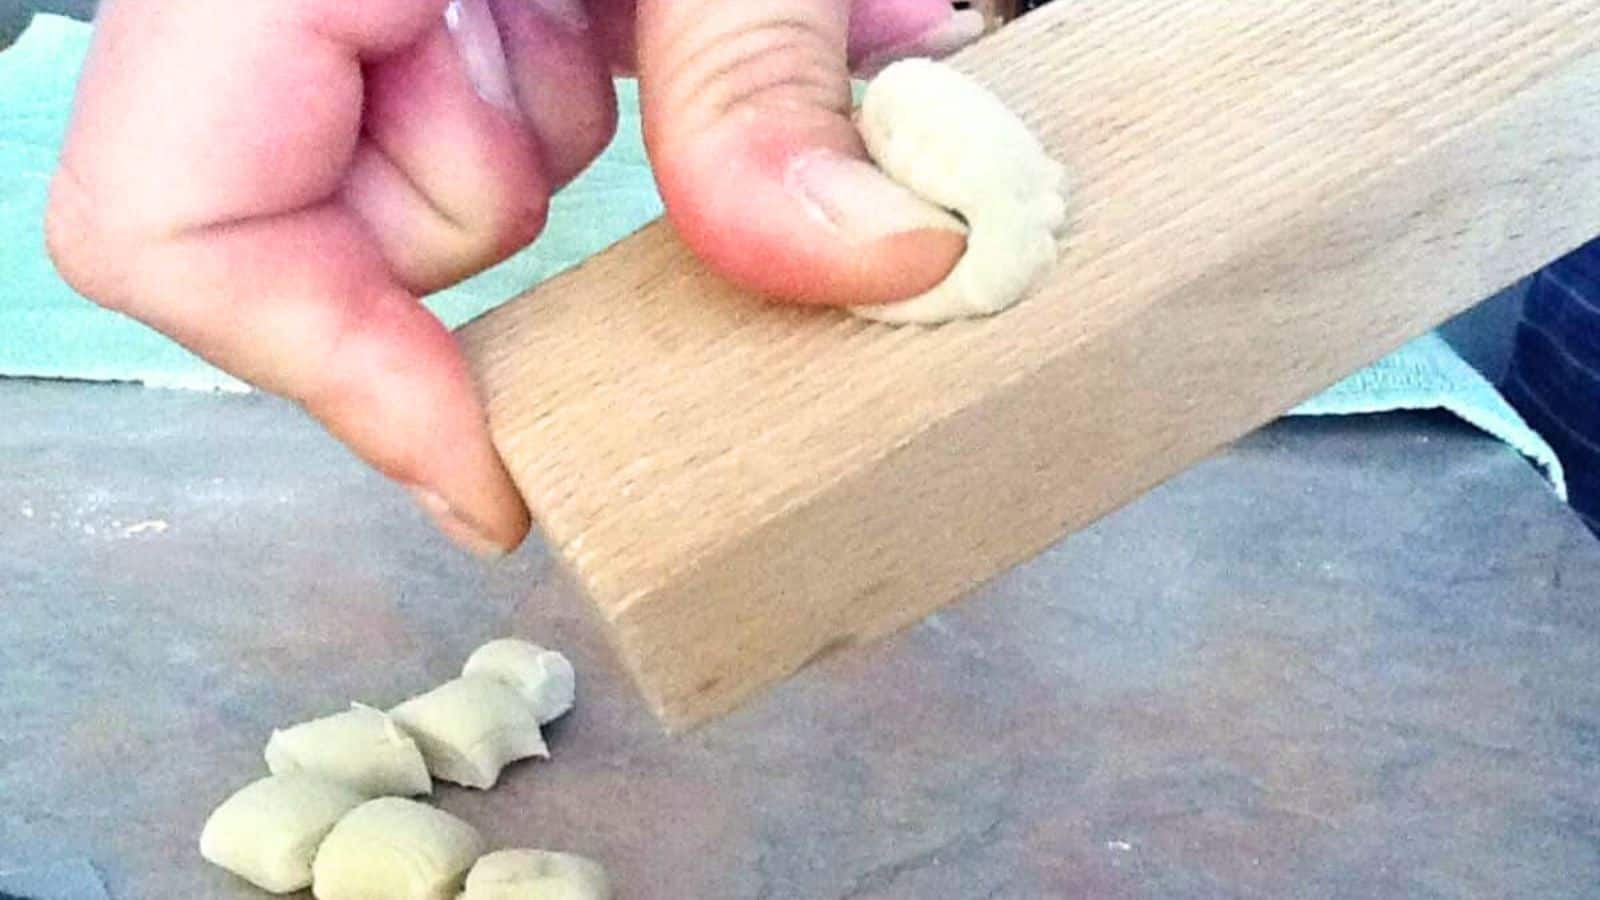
(463, 0), (1600, 728)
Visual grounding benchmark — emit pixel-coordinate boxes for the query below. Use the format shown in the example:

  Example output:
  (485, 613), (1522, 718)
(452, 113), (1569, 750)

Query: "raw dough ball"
(199, 774), (366, 894)
(312, 797), (484, 900)
(266, 703), (433, 798)
(851, 58), (1071, 324)
(462, 639), (576, 724)
(460, 849), (613, 900)
(391, 676), (548, 789)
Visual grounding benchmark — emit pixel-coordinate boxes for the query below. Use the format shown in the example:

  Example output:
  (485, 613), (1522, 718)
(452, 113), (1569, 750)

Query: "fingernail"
(407, 485), (508, 560)
(527, 0), (590, 32)
(787, 150), (965, 243)
(445, 0), (520, 113)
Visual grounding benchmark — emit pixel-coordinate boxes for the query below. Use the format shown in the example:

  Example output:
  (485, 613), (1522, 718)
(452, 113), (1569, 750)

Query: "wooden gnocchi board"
(461, 0), (1600, 729)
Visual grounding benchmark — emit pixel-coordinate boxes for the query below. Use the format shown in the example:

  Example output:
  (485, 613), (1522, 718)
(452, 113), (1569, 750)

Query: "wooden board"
(462, 0), (1600, 729)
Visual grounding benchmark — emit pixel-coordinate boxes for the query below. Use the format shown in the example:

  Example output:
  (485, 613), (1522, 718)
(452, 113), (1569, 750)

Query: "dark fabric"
(1503, 237), (1600, 536)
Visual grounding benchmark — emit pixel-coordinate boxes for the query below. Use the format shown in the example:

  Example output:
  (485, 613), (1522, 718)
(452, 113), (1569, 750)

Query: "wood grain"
(462, 0), (1600, 729)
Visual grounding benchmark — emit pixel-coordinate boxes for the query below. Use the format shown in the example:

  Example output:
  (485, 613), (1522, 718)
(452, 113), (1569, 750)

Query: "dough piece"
(266, 703), (433, 798)
(199, 774), (366, 894)
(312, 797), (484, 900)
(851, 58), (1071, 324)
(462, 639), (576, 724)
(459, 849), (613, 900)
(390, 676), (548, 789)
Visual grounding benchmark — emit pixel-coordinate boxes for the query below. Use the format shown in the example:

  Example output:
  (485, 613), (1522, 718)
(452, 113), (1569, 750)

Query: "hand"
(46, 0), (976, 556)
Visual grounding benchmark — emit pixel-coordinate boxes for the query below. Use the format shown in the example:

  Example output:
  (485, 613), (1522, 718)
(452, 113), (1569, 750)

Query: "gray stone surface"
(2, 378), (1598, 899)
(0, 0), (91, 46)
(1438, 280), (1528, 384)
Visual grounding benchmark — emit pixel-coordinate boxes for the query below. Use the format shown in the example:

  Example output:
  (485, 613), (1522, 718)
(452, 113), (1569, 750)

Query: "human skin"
(45, 0), (975, 556)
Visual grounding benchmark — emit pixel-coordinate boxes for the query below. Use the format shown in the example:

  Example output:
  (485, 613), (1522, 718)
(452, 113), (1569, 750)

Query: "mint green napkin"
(1290, 332), (1564, 498)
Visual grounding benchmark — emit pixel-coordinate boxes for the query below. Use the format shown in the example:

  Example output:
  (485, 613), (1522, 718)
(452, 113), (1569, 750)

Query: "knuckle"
(432, 168), (550, 267)
(555, 109), (618, 186)
(485, 191), (550, 258)
(43, 168), (134, 312)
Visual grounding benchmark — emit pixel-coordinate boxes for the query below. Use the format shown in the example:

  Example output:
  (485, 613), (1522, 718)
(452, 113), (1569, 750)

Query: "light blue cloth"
(0, 15), (1565, 494)
(1291, 332), (1565, 498)
(0, 859), (109, 900)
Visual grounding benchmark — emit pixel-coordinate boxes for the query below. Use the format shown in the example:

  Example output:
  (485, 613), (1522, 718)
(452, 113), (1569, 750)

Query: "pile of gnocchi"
(199, 639), (609, 899)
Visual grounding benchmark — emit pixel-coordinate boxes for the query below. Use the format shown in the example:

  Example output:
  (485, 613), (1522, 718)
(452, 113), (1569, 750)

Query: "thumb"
(635, 0), (965, 306)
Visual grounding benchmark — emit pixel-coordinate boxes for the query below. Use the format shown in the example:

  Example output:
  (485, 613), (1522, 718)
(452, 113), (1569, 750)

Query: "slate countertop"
(2, 379), (1597, 899)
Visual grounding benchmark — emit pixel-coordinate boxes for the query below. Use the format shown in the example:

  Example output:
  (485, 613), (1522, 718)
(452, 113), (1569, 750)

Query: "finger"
(49, 180), (530, 554)
(345, 3), (552, 294)
(583, 0), (640, 71)
(848, 0), (985, 74)
(636, 0), (966, 306)
(585, 0), (981, 74)
(488, 0), (620, 187)
(50, 0), (531, 552)
(59, 0), (449, 235)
